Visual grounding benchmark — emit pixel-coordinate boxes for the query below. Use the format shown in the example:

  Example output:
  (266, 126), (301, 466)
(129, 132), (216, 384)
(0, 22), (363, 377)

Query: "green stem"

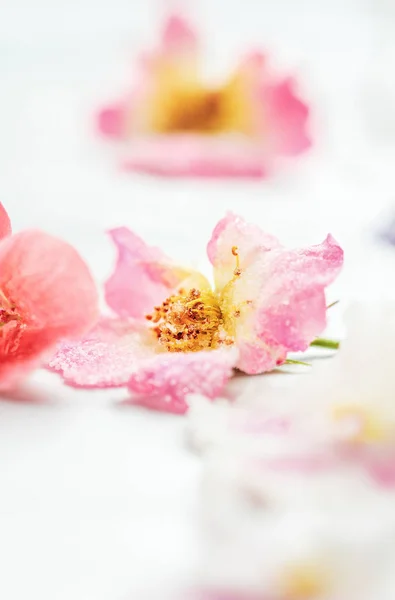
(310, 337), (340, 350)
(327, 300), (339, 309)
(285, 359), (311, 367)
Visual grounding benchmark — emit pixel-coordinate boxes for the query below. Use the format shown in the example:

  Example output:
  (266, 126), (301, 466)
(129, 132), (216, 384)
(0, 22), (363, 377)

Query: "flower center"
(281, 564), (328, 599)
(0, 290), (21, 328)
(0, 290), (25, 355)
(155, 87), (225, 134)
(146, 287), (233, 352)
(332, 405), (387, 443)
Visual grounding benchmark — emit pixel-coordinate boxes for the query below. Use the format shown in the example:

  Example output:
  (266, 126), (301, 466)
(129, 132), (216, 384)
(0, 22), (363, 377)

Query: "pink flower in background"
(0, 205), (99, 389)
(97, 13), (311, 178)
(49, 213), (343, 413)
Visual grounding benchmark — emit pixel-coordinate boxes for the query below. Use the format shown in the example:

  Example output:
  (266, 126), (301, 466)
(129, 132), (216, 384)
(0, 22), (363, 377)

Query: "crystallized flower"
(0, 203), (11, 239)
(0, 204), (98, 388)
(97, 13), (311, 178)
(197, 443), (395, 600)
(189, 303), (395, 486)
(276, 303), (395, 488)
(49, 213), (343, 413)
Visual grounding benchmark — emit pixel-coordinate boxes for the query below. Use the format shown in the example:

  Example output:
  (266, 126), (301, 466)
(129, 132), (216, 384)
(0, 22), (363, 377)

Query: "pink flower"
(49, 213), (343, 413)
(97, 14), (311, 178)
(0, 203), (11, 240)
(0, 205), (99, 389)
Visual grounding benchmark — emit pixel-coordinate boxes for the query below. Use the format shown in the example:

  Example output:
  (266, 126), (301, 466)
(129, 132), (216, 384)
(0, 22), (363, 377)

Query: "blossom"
(49, 213), (343, 413)
(0, 203), (11, 239)
(97, 14), (311, 178)
(197, 441), (395, 600)
(283, 303), (395, 488)
(189, 303), (395, 486)
(186, 306), (395, 600)
(0, 205), (99, 388)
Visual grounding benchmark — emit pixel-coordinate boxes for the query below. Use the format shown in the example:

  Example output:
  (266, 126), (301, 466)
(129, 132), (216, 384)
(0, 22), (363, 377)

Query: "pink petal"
(238, 51), (266, 74)
(122, 135), (268, 178)
(234, 339), (287, 375)
(97, 103), (127, 138)
(237, 234), (344, 373)
(262, 77), (311, 156)
(104, 227), (183, 319)
(0, 203), (11, 239)
(97, 83), (148, 139)
(207, 212), (281, 291)
(366, 457), (395, 488)
(0, 230), (98, 335)
(97, 14), (198, 141)
(257, 454), (338, 474)
(207, 215), (343, 373)
(0, 230), (98, 387)
(161, 13), (198, 56)
(128, 348), (238, 414)
(344, 446), (395, 489)
(48, 317), (153, 388)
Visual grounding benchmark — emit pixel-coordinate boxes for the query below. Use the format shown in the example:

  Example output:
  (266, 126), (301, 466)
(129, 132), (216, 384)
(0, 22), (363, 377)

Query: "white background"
(1, 0), (395, 598)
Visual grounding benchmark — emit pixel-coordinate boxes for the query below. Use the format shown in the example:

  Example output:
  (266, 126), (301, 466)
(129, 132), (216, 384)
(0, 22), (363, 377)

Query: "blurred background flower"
(97, 13), (311, 178)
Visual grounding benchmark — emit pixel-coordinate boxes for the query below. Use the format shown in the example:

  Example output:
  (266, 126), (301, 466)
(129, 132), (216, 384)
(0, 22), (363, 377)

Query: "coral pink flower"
(0, 203), (11, 240)
(97, 14), (311, 178)
(0, 206), (98, 389)
(49, 213), (343, 413)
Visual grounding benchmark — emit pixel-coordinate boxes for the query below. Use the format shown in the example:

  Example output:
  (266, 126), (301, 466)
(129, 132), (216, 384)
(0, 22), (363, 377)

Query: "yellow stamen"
(231, 245), (239, 258)
(0, 289), (21, 327)
(281, 564), (328, 599)
(333, 405), (387, 443)
(231, 245), (242, 277)
(146, 287), (233, 352)
(218, 246), (255, 337)
(145, 247), (253, 353)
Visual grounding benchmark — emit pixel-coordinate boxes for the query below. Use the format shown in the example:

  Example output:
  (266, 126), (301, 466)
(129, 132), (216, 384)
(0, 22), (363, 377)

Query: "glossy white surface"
(1, 1), (395, 598)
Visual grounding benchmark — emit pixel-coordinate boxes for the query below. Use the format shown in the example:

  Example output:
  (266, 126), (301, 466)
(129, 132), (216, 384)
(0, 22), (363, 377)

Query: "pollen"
(146, 288), (231, 352)
(162, 89), (224, 134)
(0, 290), (25, 355)
(0, 290), (21, 328)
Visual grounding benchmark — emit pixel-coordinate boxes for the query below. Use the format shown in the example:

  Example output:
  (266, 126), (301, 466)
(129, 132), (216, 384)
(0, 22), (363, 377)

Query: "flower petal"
(104, 227), (188, 320)
(97, 102), (127, 138)
(97, 14), (199, 141)
(0, 230), (98, 386)
(207, 212), (281, 292)
(0, 230), (98, 334)
(122, 135), (268, 178)
(161, 13), (198, 56)
(0, 203), (11, 239)
(48, 317), (153, 388)
(365, 455), (395, 488)
(262, 77), (311, 156)
(235, 234), (344, 373)
(128, 348), (238, 414)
